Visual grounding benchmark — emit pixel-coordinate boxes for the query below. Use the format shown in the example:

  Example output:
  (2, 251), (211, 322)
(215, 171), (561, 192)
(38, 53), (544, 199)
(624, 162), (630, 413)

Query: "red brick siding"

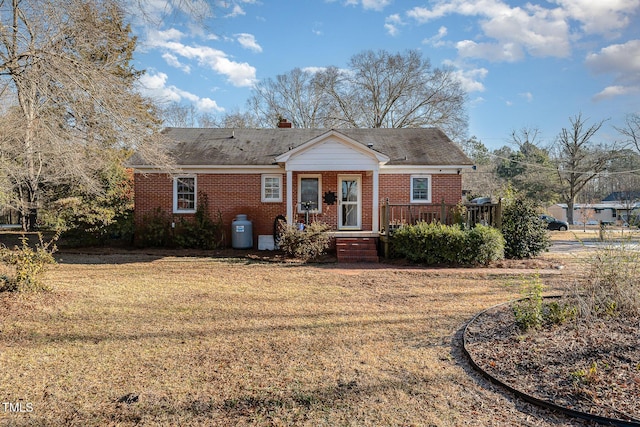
(134, 171), (462, 246)
(292, 171), (373, 231)
(134, 173), (287, 245)
(379, 174), (462, 205)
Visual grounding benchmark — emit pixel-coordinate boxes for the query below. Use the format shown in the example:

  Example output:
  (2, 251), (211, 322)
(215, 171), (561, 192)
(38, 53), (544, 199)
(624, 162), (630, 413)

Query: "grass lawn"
(1, 253), (579, 426)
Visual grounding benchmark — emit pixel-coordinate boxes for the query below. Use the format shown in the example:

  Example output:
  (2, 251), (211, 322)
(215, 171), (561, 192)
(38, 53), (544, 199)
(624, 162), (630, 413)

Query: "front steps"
(335, 237), (379, 263)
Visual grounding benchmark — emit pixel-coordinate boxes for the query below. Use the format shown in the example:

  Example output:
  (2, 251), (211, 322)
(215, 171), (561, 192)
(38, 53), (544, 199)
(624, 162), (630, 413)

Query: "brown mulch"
(464, 303), (640, 422)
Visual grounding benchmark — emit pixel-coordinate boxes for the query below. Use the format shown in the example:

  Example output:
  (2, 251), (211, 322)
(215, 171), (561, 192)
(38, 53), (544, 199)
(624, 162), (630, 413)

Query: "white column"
(372, 168), (379, 232)
(286, 170), (293, 225)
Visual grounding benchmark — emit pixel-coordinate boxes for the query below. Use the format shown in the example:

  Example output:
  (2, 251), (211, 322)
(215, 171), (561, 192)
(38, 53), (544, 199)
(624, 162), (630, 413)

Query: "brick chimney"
(278, 118), (292, 128)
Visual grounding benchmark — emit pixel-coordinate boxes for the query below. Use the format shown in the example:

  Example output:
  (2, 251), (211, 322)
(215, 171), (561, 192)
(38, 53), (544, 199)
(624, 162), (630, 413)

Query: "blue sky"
(133, 0), (640, 150)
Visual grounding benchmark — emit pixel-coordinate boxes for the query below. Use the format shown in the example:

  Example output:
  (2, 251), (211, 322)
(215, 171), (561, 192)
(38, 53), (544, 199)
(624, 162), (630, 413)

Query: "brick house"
(130, 124), (473, 260)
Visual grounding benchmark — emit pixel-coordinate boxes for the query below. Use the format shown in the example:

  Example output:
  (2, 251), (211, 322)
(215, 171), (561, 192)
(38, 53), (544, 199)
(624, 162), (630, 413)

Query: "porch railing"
(379, 199), (502, 235)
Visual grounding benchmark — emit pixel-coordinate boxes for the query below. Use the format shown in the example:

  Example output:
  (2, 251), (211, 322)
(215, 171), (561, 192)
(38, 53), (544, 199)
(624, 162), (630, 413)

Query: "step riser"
(335, 237), (379, 263)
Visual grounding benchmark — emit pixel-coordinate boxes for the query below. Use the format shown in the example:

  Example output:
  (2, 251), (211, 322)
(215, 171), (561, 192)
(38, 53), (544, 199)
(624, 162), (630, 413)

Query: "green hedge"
(392, 222), (504, 266)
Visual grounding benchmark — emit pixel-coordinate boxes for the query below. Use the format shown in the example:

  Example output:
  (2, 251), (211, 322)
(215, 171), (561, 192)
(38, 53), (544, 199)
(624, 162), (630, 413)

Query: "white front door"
(338, 175), (362, 230)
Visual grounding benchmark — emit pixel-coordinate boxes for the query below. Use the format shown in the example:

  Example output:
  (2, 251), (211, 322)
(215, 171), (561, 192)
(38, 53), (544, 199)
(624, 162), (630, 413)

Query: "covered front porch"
(276, 130), (389, 235)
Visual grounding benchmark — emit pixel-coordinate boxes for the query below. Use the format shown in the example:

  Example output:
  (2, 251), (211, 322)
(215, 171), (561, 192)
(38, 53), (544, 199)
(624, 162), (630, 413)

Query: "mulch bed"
(464, 302), (640, 422)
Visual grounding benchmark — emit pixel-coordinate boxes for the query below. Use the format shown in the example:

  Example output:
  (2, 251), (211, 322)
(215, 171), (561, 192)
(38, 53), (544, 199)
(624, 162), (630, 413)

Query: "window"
(410, 175), (431, 203)
(298, 174), (322, 213)
(262, 174), (282, 202)
(174, 176), (196, 213)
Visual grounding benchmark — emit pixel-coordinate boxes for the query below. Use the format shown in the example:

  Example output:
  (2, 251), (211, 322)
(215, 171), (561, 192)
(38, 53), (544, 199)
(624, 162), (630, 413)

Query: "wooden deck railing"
(379, 199), (502, 235)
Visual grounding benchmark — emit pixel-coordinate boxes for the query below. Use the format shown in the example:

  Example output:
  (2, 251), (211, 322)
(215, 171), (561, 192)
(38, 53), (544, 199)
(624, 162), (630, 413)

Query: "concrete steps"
(335, 237), (379, 263)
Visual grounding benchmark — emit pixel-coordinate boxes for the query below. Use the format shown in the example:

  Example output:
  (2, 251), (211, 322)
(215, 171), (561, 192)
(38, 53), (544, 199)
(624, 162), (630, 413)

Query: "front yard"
(0, 253), (583, 426)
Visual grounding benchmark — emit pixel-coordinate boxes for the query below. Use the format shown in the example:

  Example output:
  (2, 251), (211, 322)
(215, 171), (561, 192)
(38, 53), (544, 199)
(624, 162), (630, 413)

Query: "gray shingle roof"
(133, 127), (473, 166)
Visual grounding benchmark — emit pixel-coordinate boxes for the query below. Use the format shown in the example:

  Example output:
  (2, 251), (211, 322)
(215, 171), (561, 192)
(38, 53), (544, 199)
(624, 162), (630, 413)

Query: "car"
(540, 214), (569, 231)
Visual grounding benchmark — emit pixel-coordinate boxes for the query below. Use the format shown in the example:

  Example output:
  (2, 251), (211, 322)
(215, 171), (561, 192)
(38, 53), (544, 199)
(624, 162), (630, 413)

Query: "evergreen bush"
(501, 195), (550, 259)
(392, 222), (504, 266)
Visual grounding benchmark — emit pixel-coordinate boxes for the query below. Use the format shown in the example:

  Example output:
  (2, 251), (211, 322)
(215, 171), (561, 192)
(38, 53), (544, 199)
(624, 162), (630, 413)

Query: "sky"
(132, 0), (640, 150)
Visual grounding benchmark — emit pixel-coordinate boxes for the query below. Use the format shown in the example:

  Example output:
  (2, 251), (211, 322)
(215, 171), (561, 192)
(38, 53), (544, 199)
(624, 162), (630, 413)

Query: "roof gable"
(275, 130), (390, 168)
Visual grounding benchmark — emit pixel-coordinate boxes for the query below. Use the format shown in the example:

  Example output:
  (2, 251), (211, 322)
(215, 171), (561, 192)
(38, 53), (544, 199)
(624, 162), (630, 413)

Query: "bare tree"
(0, 0), (169, 230)
(160, 102), (199, 128)
(552, 114), (618, 224)
(330, 50), (467, 138)
(247, 50), (468, 138)
(616, 113), (640, 153)
(247, 67), (334, 129)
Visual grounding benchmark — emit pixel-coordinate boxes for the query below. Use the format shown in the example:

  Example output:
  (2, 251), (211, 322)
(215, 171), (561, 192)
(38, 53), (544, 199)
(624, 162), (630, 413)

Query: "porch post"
(286, 170), (293, 225)
(372, 168), (379, 232)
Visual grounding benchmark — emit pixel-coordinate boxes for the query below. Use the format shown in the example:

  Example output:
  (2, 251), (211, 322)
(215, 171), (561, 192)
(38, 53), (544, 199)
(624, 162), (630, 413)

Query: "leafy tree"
(495, 129), (560, 205)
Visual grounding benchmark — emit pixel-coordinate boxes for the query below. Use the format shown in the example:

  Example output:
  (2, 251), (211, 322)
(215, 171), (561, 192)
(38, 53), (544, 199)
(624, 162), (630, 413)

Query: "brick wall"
(292, 171), (373, 231)
(134, 171), (462, 246)
(379, 173), (462, 205)
(134, 173), (287, 245)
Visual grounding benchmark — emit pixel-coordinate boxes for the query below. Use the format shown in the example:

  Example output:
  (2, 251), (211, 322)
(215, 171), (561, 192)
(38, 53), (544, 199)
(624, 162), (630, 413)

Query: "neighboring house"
(602, 191), (640, 203)
(548, 202), (640, 225)
(130, 124), (473, 260)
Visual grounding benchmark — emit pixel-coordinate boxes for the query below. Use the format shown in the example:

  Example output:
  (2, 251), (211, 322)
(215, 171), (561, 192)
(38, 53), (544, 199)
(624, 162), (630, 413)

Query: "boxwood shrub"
(392, 222), (504, 266)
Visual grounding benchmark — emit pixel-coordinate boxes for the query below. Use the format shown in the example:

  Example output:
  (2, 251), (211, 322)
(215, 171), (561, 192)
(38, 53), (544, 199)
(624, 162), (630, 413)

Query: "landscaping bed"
(465, 301), (640, 422)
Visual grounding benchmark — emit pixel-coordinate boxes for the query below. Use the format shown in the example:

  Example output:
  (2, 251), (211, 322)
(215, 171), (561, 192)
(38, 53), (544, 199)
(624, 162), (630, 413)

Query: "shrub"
(392, 222), (504, 266)
(512, 275), (577, 331)
(570, 239), (640, 319)
(278, 222), (331, 261)
(501, 195), (550, 259)
(137, 207), (171, 247)
(465, 224), (505, 265)
(0, 233), (58, 292)
(172, 194), (225, 250)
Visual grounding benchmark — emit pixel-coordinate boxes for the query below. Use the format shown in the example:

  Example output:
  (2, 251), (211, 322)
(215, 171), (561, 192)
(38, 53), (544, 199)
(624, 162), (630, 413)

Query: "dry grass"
(1, 253), (587, 426)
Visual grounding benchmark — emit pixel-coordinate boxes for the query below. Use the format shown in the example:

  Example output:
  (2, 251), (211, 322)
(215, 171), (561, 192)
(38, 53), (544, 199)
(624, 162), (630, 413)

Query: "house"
(130, 124), (474, 261)
(548, 202), (640, 226)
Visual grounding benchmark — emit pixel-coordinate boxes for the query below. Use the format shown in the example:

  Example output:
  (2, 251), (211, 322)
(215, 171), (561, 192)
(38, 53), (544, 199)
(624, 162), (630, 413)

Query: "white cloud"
(519, 92), (534, 102)
(147, 34), (257, 87)
(552, 0), (639, 35)
(162, 53), (191, 73)
(138, 71), (224, 113)
(586, 39), (640, 100)
(422, 26), (448, 47)
(302, 67), (327, 74)
(450, 65), (488, 92)
(361, 0), (392, 11)
(592, 85), (629, 101)
(226, 4), (245, 17)
(585, 39), (640, 80)
(384, 14), (404, 36)
(235, 33), (262, 52)
(342, 0), (391, 10)
(456, 40), (525, 62)
(407, 0), (573, 61)
(469, 96), (486, 108)
(196, 97), (225, 112)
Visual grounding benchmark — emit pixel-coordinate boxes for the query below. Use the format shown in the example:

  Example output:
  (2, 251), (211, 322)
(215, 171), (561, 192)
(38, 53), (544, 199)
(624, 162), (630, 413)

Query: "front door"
(338, 175), (361, 230)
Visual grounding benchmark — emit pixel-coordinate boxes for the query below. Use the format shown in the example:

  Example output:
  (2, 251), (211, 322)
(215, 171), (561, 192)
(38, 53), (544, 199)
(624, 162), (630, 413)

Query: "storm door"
(338, 175), (362, 230)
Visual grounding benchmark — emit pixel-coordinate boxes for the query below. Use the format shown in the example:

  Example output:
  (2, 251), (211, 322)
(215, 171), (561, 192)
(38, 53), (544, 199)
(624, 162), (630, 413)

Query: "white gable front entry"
(275, 130), (390, 232)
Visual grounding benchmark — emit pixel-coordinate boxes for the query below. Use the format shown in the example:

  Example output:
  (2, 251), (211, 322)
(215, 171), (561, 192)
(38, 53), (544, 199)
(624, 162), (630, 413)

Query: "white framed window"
(173, 175), (197, 213)
(410, 175), (431, 203)
(298, 174), (322, 213)
(261, 174), (282, 202)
